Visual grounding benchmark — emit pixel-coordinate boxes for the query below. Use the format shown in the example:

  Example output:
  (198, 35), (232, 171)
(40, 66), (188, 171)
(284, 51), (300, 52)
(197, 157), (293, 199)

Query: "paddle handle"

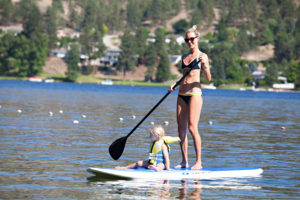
(125, 60), (200, 138)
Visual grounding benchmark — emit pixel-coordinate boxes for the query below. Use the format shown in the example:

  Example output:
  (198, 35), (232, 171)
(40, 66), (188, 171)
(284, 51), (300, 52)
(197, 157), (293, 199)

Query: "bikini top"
(182, 52), (202, 70)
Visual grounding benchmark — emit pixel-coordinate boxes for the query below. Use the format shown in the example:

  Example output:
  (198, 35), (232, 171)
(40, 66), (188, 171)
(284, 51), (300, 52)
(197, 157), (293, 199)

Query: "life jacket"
(148, 136), (180, 165)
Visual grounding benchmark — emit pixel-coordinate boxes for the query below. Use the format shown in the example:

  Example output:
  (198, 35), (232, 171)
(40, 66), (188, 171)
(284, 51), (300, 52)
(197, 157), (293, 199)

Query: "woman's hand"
(168, 82), (176, 92)
(199, 54), (209, 71)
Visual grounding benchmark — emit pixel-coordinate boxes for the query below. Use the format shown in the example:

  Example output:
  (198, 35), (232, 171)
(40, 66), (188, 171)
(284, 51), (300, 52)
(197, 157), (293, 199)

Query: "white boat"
(44, 77), (55, 83)
(28, 76), (42, 82)
(101, 79), (114, 85)
(87, 167), (263, 180)
(202, 83), (216, 90)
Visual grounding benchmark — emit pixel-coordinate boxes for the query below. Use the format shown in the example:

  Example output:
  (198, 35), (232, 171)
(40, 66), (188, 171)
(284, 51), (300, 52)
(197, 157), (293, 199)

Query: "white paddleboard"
(87, 167), (263, 180)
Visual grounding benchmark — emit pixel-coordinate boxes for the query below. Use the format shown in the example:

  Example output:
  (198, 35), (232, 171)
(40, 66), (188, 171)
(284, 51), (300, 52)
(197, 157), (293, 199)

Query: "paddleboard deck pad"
(87, 167), (263, 180)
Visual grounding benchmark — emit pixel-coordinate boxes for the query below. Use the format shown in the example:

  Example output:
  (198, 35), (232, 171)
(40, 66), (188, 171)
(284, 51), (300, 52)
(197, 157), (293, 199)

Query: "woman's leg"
(188, 95), (203, 169)
(175, 96), (189, 168)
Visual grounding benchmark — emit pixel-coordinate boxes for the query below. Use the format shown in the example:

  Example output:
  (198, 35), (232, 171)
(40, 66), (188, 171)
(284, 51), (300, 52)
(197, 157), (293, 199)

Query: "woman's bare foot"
(191, 162), (202, 170)
(174, 163), (189, 169)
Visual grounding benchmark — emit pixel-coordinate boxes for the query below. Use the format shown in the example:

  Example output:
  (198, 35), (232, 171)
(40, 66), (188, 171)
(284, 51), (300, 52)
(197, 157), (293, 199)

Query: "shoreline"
(0, 75), (297, 92)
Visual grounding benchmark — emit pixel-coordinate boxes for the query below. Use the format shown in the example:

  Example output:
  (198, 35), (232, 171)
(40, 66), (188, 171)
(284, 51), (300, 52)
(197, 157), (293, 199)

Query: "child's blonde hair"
(185, 25), (200, 38)
(150, 125), (165, 139)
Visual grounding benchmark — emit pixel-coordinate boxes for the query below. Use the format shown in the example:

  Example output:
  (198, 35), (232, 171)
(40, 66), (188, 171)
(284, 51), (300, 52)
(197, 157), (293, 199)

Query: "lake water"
(0, 80), (299, 199)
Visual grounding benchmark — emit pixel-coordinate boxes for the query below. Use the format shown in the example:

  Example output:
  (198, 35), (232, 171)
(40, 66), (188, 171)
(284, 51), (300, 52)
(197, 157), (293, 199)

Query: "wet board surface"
(87, 167), (263, 180)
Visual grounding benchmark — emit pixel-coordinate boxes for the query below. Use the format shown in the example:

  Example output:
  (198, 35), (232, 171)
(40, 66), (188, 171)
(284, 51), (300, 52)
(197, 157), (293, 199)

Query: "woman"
(169, 25), (211, 170)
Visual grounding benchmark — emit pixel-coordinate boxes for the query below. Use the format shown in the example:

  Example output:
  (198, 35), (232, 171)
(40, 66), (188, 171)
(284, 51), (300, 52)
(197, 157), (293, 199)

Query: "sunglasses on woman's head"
(185, 37), (197, 43)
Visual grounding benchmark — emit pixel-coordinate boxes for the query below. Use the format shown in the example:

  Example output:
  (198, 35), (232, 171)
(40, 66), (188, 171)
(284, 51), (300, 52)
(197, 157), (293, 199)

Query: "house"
(252, 65), (266, 80)
(51, 48), (67, 58)
(57, 28), (80, 39)
(99, 49), (121, 66)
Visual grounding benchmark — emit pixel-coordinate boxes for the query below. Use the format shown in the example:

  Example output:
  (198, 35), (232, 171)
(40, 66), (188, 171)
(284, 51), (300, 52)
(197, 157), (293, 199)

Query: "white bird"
(73, 120), (79, 124)
(150, 121), (155, 125)
(132, 115), (136, 119)
(119, 118), (124, 122)
(164, 121), (169, 126)
(208, 121), (213, 125)
(59, 110), (63, 114)
(82, 115), (86, 118)
(49, 112), (53, 116)
(281, 126), (286, 130)
(17, 109), (22, 113)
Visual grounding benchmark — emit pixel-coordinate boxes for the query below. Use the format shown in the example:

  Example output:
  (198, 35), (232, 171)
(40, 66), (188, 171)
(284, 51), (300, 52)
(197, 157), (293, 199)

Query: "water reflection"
(87, 176), (262, 199)
(178, 179), (202, 200)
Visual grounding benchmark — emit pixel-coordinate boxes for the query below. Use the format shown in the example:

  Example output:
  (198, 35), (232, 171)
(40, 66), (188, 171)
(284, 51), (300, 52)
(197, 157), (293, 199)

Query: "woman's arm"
(200, 54), (211, 82)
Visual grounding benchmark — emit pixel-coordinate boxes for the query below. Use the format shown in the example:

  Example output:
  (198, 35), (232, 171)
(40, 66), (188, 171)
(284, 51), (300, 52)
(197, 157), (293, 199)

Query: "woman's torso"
(179, 51), (203, 94)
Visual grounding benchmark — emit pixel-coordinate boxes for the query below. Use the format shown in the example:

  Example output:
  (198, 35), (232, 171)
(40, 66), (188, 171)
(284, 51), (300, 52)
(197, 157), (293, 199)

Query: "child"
(115, 125), (180, 171)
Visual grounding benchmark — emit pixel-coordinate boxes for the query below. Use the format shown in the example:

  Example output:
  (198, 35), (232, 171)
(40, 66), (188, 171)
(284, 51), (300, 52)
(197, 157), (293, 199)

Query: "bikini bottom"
(178, 92), (202, 104)
(178, 95), (191, 104)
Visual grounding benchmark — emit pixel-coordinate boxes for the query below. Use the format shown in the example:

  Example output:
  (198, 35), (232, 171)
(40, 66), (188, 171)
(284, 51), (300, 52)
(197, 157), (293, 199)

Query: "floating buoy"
(17, 109), (22, 113)
(132, 115), (136, 119)
(164, 121), (169, 126)
(59, 110), (63, 114)
(119, 118), (124, 122)
(150, 121), (155, 125)
(208, 121), (213, 125)
(73, 120), (79, 124)
(49, 112), (53, 116)
(82, 115), (86, 118)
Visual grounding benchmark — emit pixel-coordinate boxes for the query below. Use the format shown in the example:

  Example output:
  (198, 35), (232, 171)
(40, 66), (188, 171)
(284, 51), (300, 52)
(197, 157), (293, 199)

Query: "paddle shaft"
(124, 59), (201, 139)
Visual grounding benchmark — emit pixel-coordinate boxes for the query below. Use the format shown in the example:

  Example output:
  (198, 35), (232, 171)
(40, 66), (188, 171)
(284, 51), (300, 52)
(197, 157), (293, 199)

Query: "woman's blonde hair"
(150, 125), (165, 139)
(185, 25), (200, 38)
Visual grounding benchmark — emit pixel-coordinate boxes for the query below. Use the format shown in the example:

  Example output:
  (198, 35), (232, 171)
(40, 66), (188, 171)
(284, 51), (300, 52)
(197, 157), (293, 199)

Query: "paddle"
(109, 59), (201, 160)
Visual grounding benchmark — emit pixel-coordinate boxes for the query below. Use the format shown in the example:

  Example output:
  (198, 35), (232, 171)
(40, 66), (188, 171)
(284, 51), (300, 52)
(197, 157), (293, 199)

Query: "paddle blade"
(109, 136), (128, 160)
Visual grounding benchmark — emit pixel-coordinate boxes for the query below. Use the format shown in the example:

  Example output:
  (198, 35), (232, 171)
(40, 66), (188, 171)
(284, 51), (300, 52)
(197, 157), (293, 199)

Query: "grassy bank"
(0, 74), (170, 87)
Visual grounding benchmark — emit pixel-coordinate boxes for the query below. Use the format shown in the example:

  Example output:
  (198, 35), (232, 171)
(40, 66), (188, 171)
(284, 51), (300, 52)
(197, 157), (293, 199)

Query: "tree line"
(0, 0), (299, 88)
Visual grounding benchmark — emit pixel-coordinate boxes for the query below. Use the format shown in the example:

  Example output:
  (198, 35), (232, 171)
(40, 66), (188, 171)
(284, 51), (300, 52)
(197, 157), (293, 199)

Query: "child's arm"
(162, 144), (171, 170)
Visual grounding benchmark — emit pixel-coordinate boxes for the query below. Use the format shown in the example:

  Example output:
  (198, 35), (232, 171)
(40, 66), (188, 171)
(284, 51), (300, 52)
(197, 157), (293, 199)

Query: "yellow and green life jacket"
(148, 136), (180, 165)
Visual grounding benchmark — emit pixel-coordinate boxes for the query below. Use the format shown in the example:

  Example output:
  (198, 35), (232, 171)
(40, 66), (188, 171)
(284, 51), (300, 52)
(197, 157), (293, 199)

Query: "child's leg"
(148, 163), (165, 172)
(115, 160), (148, 169)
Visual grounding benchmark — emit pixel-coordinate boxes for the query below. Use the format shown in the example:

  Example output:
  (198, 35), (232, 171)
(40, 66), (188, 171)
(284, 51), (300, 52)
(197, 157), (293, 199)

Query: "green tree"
(22, 2), (43, 39)
(144, 43), (157, 81)
(264, 61), (278, 86)
(274, 31), (294, 62)
(135, 27), (149, 63)
(116, 30), (137, 78)
(0, 0), (14, 25)
(155, 50), (170, 82)
(154, 27), (170, 82)
(173, 19), (189, 34)
(283, 60), (300, 84)
(154, 28), (167, 57)
(210, 43), (229, 81)
(216, 17), (228, 42)
(0, 32), (48, 77)
(68, 0), (80, 29)
(235, 24), (250, 54)
(45, 7), (58, 52)
(127, 0), (142, 29)
(65, 43), (80, 82)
